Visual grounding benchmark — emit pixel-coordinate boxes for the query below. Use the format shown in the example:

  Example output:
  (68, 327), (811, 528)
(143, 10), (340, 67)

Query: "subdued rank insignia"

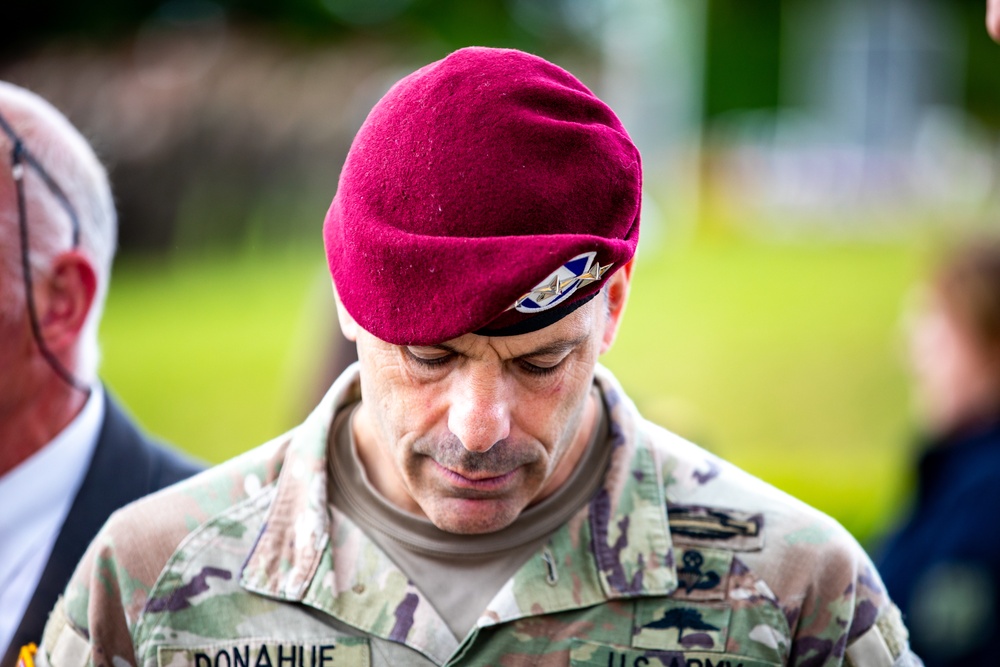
(514, 251), (612, 313)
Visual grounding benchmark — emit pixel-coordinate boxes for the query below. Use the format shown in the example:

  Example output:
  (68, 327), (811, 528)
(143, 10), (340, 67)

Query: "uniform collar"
(239, 366), (360, 600)
(240, 364), (677, 662)
(587, 365), (678, 600)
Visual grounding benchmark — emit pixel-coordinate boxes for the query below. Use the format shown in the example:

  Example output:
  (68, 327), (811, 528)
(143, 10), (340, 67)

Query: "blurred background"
(3, 0), (997, 545)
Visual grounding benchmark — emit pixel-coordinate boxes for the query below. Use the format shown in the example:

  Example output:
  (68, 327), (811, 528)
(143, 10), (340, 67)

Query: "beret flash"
(323, 46), (641, 345)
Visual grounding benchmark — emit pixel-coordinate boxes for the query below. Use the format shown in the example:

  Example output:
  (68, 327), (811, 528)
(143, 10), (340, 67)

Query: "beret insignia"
(514, 252), (613, 313)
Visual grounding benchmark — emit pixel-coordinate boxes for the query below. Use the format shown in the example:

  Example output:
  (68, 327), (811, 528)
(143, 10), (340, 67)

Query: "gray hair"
(0, 82), (117, 383)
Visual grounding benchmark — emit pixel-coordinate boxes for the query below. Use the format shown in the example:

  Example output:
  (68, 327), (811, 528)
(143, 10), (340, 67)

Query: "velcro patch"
(874, 604), (908, 660)
(570, 640), (779, 667)
(633, 601), (731, 652)
(38, 600), (89, 667)
(667, 506), (764, 552)
(844, 625), (893, 667)
(673, 548), (731, 602)
(157, 639), (370, 667)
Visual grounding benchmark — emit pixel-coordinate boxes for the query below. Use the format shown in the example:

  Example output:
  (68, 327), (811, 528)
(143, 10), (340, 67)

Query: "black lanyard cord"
(1, 110), (90, 394)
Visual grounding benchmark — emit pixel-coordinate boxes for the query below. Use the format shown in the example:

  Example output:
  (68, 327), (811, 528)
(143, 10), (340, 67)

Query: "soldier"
(0, 82), (201, 667)
(34, 48), (920, 667)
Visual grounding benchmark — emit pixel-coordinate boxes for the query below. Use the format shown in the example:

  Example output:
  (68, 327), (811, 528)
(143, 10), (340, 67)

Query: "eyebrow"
(517, 335), (590, 358)
(411, 334), (590, 360)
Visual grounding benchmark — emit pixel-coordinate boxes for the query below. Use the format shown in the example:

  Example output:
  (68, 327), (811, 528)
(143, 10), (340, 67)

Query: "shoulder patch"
(667, 505), (764, 552)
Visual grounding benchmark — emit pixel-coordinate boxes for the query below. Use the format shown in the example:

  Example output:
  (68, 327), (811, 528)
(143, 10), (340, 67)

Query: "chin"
(427, 498), (523, 535)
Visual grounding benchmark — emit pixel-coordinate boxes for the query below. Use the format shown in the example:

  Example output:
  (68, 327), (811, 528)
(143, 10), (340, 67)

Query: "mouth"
(431, 460), (520, 492)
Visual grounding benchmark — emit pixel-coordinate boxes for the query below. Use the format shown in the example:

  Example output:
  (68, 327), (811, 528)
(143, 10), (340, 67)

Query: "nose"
(447, 366), (511, 453)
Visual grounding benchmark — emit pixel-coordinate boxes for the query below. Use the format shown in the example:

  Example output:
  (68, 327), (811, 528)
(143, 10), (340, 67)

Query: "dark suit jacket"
(2, 392), (203, 667)
(875, 420), (1000, 667)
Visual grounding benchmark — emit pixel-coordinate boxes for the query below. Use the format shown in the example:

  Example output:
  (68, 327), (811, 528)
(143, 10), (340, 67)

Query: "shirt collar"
(0, 386), (105, 649)
(0, 385), (105, 532)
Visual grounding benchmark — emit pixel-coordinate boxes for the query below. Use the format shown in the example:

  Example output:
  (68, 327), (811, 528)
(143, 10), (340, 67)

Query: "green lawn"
(100, 238), (925, 543)
(100, 246), (338, 464)
(604, 239), (925, 541)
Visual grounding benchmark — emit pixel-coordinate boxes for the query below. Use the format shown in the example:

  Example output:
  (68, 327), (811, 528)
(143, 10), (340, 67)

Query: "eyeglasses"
(0, 109), (89, 393)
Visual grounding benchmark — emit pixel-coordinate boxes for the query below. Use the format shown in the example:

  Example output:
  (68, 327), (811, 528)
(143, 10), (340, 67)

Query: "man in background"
(0, 82), (202, 667)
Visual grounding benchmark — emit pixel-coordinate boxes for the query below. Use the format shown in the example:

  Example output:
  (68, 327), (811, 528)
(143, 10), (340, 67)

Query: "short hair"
(932, 236), (1000, 363)
(0, 82), (116, 382)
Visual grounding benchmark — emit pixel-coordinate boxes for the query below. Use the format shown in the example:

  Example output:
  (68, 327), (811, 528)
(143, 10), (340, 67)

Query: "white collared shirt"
(0, 386), (104, 656)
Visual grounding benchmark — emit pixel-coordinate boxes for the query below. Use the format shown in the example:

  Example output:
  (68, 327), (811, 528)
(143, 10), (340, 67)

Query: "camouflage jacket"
(38, 365), (921, 667)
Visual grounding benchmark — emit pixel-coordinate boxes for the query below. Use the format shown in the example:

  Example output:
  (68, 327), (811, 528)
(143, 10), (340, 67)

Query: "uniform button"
(353, 584), (366, 594)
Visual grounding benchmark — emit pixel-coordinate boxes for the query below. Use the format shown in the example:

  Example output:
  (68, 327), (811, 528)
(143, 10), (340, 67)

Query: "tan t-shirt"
(328, 388), (611, 641)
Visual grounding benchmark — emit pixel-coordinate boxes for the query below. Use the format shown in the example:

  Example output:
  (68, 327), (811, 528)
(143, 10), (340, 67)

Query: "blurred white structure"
(711, 0), (996, 235)
(598, 0), (707, 251)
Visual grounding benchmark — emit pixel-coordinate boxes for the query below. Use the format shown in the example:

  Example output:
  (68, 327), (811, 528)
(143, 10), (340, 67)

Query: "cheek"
(369, 368), (449, 443)
(514, 365), (594, 443)
(396, 389), (448, 440)
(910, 316), (958, 385)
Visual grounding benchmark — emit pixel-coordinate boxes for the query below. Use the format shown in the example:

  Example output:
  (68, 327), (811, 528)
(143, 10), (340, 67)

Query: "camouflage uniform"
(38, 365), (921, 667)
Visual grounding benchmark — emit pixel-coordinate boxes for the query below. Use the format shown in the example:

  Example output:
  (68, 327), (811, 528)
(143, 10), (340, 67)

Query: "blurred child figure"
(877, 237), (1000, 664)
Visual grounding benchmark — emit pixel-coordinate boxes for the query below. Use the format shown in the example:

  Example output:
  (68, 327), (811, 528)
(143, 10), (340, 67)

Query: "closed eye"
(405, 346), (455, 367)
(517, 359), (562, 376)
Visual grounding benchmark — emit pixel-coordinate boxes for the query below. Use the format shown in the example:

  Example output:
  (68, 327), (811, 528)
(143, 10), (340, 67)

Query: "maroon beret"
(324, 46), (641, 345)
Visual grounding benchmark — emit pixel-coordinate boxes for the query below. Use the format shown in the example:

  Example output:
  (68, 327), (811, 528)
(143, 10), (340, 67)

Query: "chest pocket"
(613, 545), (789, 666)
(632, 546), (734, 654)
(156, 639), (370, 667)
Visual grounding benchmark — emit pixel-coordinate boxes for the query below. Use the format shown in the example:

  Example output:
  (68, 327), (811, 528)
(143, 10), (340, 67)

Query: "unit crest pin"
(512, 252), (613, 313)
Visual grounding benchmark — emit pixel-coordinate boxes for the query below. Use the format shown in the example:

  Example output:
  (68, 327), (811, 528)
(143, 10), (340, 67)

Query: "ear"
(331, 282), (359, 342)
(35, 250), (98, 353)
(599, 258), (634, 355)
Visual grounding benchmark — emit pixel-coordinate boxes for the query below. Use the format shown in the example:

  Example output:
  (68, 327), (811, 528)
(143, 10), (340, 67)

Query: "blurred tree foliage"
(704, 0), (999, 126)
(5, 0), (996, 257)
(704, 0), (782, 118)
(3, 0), (592, 255)
(3, 0), (583, 57)
(9, 0), (997, 124)
(963, 0), (1000, 126)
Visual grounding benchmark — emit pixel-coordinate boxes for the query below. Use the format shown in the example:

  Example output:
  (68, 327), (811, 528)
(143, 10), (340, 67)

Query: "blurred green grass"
(100, 237), (924, 543)
(605, 239), (924, 541)
(100, 245), (337, 464)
